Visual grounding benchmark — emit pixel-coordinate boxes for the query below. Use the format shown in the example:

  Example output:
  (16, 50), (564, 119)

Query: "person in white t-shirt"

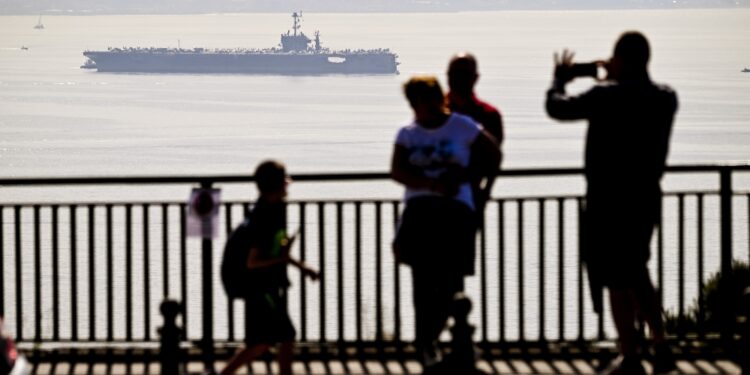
(391, 75), (500, 368)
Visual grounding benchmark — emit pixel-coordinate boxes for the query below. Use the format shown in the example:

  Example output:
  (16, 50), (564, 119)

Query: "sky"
(0, 0), (747, 15)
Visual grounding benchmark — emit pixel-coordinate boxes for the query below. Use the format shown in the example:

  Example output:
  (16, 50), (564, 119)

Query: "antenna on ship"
(292, 11), (302, 36)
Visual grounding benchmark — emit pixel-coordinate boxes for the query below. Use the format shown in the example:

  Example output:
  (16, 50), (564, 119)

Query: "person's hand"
(433, 165), (466, 197)
(302, 266), (320, 281)
(553, 49), (576, 84)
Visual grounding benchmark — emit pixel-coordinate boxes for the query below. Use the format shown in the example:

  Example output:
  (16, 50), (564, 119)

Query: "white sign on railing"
(187, 187), (221, 239)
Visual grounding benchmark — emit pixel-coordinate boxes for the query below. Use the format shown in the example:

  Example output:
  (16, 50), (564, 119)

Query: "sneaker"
(421, 343), (443, 368)
(651, 343), (677, 374)
(609, 356), (646, 375)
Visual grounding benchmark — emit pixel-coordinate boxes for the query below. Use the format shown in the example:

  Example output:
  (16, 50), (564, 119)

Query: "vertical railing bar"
(697, 194), (705, 340)
(14, 206), (22, 341)
(480, 203), (488, 344)
(498, 200), (505, 342)
(718, 168), (733, 342)
(0, 207), (4, 319)
(69, 205), (78, 341)
(51, 205), (60, 341)
(225, 203), (235, 342)
(678, 194), (685, 340)
(143, 204), (151, 341)
(106, 204), (114, 341)
(517, 200), (524, 342)
(162, 204), (170, 299)
(354, 202), (362, 344)
(125, 204), (133, 341)
(336, 202), (344, 343)
(557, 198), (565, 342)
(538, 199), (545, 342)
(375, 202), (383, 344)
(180, 203), (188, 339)
(34, 205), (41, 342)
(393, 201), (402, 344)
(318, 202), (326, 343)
(657, 197), (664, 307)
(299, 203), (307, 342)
(88, 205), (96, 341)
(576, 198), (584, 341)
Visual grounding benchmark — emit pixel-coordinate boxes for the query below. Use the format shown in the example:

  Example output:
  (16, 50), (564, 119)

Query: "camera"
(570, 62), (598, 78)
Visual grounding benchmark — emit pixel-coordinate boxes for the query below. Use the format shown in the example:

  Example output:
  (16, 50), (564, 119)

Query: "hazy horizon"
(1, 0), (748, 15)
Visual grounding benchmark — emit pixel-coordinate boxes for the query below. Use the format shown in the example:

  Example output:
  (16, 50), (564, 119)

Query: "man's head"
(447, 52), (479, 96)
(609, 31), (650, 80)
(254, 160), (288, 201)
(403, 75), (445, 115)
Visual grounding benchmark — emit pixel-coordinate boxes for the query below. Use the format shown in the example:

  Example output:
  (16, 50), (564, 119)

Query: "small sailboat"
(33, 15), (44, 30)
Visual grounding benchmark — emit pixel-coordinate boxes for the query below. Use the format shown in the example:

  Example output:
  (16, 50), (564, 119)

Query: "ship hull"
(82, 51), (398, 75)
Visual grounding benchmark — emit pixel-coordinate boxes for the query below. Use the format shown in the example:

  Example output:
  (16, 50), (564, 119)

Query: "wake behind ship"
(81, 12), (399, 75)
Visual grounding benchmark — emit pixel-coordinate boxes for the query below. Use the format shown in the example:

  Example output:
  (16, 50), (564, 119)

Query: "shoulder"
(449, 113), (481, 129)
(395, 121), (421, 144)
(651, 82), (677, 99)
(474, 97), (501, 117)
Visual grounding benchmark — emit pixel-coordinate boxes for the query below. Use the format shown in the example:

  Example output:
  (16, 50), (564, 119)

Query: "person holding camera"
(546, 32), (677, 374)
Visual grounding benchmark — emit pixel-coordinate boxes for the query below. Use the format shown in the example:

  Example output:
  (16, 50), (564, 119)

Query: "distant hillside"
(0, 0), (747, 15)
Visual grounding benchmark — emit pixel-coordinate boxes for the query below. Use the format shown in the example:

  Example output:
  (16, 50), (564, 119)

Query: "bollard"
(432, 292), (481, 375)
(159, 300), (184, 375)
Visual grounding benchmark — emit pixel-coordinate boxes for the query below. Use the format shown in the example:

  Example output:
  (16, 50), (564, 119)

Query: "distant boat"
(33, 15), (44, 30)
(20, 46), (28, 50)
(743, 67), (750, 73)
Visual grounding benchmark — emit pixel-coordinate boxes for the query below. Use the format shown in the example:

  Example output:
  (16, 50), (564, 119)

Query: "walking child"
(220, 160), (318, 375)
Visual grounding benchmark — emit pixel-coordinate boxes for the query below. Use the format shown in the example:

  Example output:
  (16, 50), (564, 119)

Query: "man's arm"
(545, 50), (596, 121)
(470, 130), (501, 211)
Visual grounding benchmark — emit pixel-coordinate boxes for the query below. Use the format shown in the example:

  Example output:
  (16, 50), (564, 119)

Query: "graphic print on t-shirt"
(408, 138), (459, 178)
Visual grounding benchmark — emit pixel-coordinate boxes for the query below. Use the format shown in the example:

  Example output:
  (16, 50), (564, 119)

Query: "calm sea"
(0, 10), (748, 342)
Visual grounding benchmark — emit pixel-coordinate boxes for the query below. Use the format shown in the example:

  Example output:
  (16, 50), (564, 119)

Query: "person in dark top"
(220, 160), (319, 375)
(447, 53), (504, 213)
(546, 32), (677, 374)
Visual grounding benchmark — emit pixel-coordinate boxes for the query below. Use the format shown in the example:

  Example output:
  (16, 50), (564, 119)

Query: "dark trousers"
(411, 267), (464, 351)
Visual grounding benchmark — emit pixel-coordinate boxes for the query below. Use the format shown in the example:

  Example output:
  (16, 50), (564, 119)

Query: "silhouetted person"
(546, 32), (677, 374)
(220, 160), (318, 375)
(391, 76), (500, 369)
(447, 52), (504, 213)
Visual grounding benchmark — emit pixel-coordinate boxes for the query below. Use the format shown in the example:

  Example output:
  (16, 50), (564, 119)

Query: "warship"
(81, 12), (398, 75)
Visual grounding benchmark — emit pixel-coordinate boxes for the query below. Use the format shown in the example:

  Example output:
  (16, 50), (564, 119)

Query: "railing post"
(200, 181), (215, 371)
(719, 167), (733, 343)
(159, 300), (184, 375)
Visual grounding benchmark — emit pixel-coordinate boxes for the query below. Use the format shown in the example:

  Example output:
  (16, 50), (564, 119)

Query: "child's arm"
(246, 246), (289, 269)
(287, 256), (319, 281)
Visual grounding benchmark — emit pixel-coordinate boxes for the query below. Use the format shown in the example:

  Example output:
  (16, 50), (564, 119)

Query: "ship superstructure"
(81, 12), (398, 75)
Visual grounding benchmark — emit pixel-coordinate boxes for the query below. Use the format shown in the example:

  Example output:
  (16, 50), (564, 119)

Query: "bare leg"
(609, 287), (638, 358)
(220, 343), (270, 375)
(278, 341), (294, 375)
(632, 274), (666, 343)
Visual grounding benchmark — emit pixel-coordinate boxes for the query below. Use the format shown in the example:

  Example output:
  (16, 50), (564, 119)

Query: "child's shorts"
(243, 287), (296, 345)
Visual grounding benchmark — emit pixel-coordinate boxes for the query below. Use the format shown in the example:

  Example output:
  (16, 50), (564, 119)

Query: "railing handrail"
(1, 163), (748, 186)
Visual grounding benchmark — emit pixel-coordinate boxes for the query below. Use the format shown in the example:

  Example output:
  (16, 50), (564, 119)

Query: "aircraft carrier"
(81, 12), (399, 75)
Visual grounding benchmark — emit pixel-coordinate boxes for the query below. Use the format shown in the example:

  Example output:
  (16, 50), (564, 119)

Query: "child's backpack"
(220, 218), (254, 299)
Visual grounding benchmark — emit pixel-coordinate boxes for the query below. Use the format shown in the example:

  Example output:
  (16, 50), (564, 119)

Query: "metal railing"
(1, 164), (748, 364)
